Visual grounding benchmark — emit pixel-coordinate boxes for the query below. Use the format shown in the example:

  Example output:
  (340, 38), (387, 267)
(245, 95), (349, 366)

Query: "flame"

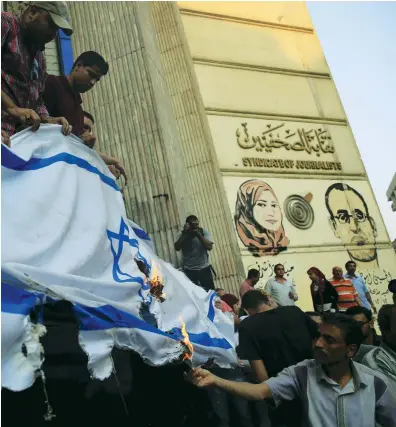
(148, 263), (166, 302)
(150, 264), (161, 284)
(179, 316), (193, 361)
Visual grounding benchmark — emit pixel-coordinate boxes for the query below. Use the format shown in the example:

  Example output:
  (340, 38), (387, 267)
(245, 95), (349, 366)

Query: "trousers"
(184, 266), (215, 291)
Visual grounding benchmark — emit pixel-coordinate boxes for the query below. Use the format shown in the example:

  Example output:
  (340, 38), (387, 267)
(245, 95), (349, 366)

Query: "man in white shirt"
(265, 264), (298, 307)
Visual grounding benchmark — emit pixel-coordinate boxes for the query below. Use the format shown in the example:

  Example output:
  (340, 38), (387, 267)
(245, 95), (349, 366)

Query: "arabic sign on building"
(207, 116), (366, 176)
(236, 122), (335, 157)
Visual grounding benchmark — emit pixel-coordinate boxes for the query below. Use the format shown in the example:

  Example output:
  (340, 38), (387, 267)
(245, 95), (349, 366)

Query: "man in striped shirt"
(330, 266), (363, 312)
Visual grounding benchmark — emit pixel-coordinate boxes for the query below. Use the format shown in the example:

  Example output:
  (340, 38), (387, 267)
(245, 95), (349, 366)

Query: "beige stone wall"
(178, 1), (396, 309)
(67, 2), (245, 292)
(4, 0), (394, 303)
(150, 2), (245, 293)
(68, 1), (181, 266)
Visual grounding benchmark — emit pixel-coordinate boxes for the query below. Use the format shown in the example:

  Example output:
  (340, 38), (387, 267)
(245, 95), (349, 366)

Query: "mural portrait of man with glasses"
(325, 183), (378, 268)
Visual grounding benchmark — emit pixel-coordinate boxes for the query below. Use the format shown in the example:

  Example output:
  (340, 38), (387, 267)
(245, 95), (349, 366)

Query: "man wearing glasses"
(325, 183), (379, 269)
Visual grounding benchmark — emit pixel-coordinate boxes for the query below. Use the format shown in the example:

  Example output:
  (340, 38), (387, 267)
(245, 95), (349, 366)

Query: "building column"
(68, 1), (245, 291)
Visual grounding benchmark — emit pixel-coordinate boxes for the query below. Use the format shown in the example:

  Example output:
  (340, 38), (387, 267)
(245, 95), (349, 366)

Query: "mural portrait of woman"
(235, 179), (290, 256)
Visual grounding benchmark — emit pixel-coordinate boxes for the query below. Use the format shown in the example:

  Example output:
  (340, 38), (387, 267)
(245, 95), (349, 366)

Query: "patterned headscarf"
(235, 179), (289, 256)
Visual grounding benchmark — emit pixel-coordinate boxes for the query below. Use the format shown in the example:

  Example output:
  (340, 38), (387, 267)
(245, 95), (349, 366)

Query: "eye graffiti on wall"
(325, 183), (378, 266)
(235, 179), (289, 256)
(284, 193), (314, 230)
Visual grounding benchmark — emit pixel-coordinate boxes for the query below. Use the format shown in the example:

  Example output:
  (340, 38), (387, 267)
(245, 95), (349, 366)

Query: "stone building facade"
(3, 1), (395, 306)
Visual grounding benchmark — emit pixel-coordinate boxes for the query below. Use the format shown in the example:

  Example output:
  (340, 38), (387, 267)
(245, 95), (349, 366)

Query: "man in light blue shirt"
(265, 264), (298, 307)
(345, 260), (377, 314)
(188, 313), (396, 427)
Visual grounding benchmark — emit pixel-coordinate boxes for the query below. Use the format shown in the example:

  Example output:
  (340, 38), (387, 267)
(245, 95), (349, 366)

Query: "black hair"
(72, 51), (109, 75)
(345, 306), (372, 322)
(242, 290), (269, 310)
(247, 269), (260, 279)
(324, 183), (370, 219)
(186, 215), (198, 223)
(274, 264), (284, 271)
(322, 313), (364, 347)
(388, 279), (396, 294)
(377, 305), (394, 335)
(345, 260), (356, 269)
(83, 111), (94, 124)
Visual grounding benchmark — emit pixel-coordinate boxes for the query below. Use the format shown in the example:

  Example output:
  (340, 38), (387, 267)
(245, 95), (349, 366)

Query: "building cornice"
(179, 8), (314, 34)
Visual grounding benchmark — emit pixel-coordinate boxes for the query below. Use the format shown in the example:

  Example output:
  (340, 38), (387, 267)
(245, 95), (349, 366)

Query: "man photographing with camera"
(174, 215), (214, 291)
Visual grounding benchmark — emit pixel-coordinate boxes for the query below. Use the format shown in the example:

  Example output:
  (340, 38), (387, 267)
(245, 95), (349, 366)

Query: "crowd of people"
(2, 2), (396, 426)
(175, 216), (396, 426)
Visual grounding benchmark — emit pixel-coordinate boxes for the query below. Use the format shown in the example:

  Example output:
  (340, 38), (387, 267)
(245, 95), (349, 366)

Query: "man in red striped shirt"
(1, 2), (72, 146)
(330, 266), (362, 312)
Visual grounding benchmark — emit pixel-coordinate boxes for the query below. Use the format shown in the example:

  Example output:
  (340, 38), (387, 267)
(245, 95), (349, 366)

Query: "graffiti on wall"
(235, 179), (289, 256)
(360, 269), (393, 306)
(284, 193), (315, 230)
(325, 182), (394, 305)
(325, 182), (378, 266)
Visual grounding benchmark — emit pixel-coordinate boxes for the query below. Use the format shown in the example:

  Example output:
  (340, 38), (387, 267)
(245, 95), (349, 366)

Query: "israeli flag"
(1, 126), (237, 392)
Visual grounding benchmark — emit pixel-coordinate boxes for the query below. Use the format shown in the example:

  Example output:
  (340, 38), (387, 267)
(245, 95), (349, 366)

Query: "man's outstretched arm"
(187, 368), (271, 401)
(187, 363), (302, 406)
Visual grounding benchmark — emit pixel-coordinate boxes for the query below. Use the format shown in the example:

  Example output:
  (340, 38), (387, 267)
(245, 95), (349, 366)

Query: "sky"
(307, 1), (396, 240)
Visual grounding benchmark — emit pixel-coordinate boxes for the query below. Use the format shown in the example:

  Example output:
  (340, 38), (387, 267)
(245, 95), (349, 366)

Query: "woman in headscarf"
(235, 179), (289, 256)
(307, 267), (338, 313)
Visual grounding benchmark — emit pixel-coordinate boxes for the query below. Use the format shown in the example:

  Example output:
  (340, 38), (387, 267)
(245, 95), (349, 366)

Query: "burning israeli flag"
(1, 125), (237, 392)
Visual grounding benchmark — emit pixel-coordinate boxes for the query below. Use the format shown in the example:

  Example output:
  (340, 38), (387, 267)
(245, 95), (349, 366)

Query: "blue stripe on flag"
(2, 282), (232, 350)
(75, 304), (232, 349)
(1, 145), (119, 191)
(1, 282), (41, 315)
(170, 328), (232, 350)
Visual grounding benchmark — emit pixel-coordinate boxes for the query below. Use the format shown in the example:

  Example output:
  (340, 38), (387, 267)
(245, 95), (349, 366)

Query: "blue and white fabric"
(1, 125), (237, 391)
